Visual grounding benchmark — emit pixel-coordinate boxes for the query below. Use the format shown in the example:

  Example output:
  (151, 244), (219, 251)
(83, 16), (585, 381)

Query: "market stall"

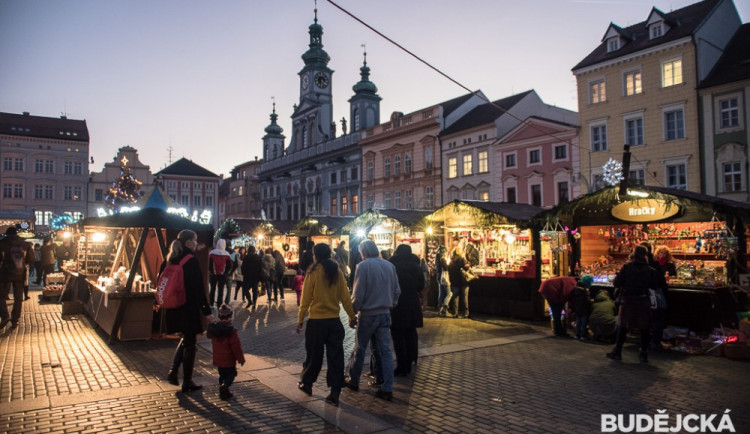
(537, 186), (750, 332)
(343, 209), (432, 256)
(70, 206), (214, 342)
(424, 200), (544, 319)
(292, 215), (353, 258)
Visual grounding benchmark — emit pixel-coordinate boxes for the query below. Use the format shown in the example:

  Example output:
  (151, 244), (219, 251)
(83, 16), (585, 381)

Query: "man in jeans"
(345, 239), (401, 401)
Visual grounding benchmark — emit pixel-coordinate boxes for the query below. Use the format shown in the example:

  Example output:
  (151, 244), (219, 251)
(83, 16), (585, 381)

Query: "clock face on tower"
(301, 74), (309, 90)
(314, 72), (329, 89)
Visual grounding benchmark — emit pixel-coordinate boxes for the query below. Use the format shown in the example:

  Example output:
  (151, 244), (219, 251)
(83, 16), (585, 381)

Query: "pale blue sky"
(1, 0), (747, 178)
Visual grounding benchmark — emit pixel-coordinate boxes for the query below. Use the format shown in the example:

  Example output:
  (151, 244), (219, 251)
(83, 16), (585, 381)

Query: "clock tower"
(290, 7), (333, 153)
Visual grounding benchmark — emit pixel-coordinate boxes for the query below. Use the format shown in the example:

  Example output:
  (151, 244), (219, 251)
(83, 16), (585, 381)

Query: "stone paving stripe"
(49, 383), (166, 408)
(0, 396), (50, 416)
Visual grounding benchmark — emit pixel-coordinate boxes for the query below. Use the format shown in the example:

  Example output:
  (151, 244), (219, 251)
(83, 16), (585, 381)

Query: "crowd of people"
(538, 241), (676, 364)
(3, 226), (678, 406)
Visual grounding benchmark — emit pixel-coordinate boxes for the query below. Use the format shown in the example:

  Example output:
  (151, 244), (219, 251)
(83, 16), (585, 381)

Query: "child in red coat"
(206, 304), (245, 400)
(292, 269), (305, 306)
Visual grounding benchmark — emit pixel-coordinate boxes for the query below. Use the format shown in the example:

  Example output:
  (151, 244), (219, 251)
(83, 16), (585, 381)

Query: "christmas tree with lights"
(104, 156), (144, 210)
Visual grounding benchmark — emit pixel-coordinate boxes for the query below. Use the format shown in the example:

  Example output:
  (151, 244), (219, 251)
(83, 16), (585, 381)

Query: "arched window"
(367, 160), (374, 181)
(384, 156), (391, 178)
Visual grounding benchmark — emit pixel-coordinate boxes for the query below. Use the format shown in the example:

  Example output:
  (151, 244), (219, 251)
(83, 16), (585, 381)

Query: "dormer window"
(650, 23), (663, 39)
(607, 38), (620, 52)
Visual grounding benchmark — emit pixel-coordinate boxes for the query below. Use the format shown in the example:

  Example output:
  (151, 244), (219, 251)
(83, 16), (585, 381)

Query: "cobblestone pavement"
(1, 283), (748, 433)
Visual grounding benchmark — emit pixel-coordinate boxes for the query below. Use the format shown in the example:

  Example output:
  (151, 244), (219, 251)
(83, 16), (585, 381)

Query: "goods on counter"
(581, 258), (727, 288)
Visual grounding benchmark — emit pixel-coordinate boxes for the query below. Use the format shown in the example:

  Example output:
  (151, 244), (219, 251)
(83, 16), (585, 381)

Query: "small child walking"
(206, 304), (246, 400)
(292, 269), (305, 306)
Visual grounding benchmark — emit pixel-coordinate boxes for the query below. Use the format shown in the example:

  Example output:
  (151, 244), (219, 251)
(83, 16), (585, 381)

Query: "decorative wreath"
(282, 243), (290, 252)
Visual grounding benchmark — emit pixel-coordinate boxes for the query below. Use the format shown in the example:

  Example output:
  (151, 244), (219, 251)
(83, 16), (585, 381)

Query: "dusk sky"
(1, 0), (747, 178)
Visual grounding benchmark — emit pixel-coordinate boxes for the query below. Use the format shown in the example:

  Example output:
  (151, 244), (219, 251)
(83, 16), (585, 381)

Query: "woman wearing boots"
(607, 245), (658, 363)
(162, 230), (214, 392)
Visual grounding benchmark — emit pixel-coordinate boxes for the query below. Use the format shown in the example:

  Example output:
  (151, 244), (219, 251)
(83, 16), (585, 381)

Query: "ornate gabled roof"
(573, 0), (721, 71)
(155, 157), (219, 178)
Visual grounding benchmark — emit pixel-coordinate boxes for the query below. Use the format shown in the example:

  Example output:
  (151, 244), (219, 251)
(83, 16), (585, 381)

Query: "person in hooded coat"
(208, 239), (233, 307)
(389, 244), (424, 376)
(162, 230), (214, 392)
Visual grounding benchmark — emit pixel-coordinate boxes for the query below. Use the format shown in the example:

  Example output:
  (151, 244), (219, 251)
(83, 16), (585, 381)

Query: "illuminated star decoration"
(602, 158), (624, 186)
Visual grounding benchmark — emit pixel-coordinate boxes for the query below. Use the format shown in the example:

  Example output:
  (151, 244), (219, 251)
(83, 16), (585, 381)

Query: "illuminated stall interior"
(538, 186), (750, 331)
(292, 216), (353, 254)
(344, 209), (432, 258)
(68, 190), (214, 342)
(425, 200), (542, 278)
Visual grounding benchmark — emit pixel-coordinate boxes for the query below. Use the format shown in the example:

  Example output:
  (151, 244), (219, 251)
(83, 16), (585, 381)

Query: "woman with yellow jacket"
(296, 243), (356, 407)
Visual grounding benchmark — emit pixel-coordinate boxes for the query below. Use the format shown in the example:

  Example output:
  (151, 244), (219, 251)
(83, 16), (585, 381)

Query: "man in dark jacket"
(0, 227), (36, 330)
(240, 245), (264, 309)
(389, 244), (424, 376)
(38, 238), (56, 285)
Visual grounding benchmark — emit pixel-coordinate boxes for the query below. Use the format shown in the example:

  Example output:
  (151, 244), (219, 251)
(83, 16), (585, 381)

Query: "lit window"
(662, 58), (683, 87)
(352, 195), (358, 214)
(463, 154), (472, 175)
(448, 157), (457, 179)
(342, 196), (348, 215)
(478, 151), (488, 173)
(590, 80), (606, 104)
(624, 70), (642, 96)
(479, 191), (489, 202)
(331, 198), (337, 216)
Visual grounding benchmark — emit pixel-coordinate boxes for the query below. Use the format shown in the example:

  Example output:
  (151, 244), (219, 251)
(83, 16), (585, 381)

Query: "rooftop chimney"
(22, 112), (30, 116)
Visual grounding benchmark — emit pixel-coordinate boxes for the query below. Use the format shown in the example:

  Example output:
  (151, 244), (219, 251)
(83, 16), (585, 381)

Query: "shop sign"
(611, 199), (679, 222)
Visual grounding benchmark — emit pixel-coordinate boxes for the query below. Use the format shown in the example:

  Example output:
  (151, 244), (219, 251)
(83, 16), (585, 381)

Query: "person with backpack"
(208, 239), (233, 307)
(0, 226), (35, 330)
(160, 229), (214, 392)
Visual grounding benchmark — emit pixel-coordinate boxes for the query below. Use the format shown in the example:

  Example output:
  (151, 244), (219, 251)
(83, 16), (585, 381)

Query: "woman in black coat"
(607, 245), (658, 363)
(448, 247), (469, 318)
(389, 244), (424, 376)
(162, 230), (214, 392)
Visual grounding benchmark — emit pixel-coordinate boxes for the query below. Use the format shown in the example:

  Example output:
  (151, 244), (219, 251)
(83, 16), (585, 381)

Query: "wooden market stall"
(537, 186), (750, 332)
(343, 209), (433, 257)
(68, 206), (214, 342)
(424, 200), (544, 319)
(292, 215), (353, 259)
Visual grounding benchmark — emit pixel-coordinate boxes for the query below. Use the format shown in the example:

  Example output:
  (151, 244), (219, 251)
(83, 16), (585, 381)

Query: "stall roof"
(343, 209), (433, 233)
(425, 200), (542, 228)
(79, 207), (214, 232)
(293, 216), (354, 236)
(535, 186), (750, 226)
